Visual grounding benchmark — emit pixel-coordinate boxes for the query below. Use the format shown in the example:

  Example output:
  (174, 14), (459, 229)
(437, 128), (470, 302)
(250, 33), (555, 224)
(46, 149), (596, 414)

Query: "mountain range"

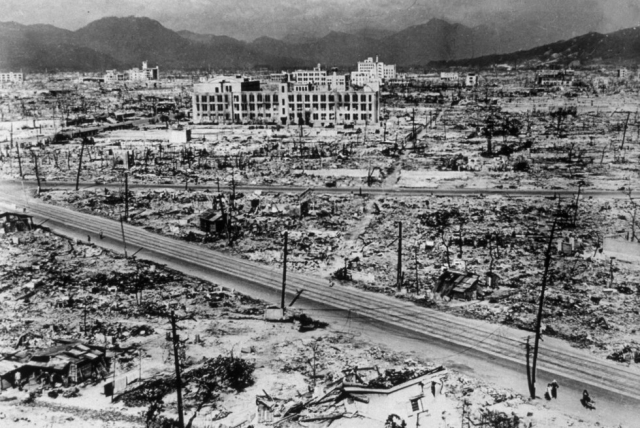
(1, 16), (639, 73)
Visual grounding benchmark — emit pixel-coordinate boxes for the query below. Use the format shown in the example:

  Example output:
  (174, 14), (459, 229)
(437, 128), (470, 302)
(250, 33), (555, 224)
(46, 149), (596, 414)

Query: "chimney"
(376, 55), (379, 63)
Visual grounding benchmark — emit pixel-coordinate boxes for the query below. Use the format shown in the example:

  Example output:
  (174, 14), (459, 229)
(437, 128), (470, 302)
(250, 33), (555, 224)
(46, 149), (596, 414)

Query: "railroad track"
(3, 193), (640, 402)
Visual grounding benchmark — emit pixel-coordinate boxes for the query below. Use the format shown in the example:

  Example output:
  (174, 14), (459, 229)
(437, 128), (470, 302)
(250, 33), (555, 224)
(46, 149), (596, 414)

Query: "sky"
(3, 0), (640, 41)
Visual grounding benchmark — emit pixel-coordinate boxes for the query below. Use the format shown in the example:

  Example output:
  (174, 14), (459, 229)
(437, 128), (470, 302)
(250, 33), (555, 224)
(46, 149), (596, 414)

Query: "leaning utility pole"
(170, 311), (185, 428)
(281, 231), (288, 310)
(620, 111), (631, 150)
(527, 218), (557, 399)
(397, 222), (403, 290)
(75, 138), (86, 191)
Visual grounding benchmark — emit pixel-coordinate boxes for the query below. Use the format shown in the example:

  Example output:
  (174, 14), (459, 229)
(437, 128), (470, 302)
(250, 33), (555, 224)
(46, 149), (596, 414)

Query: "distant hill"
(0, 21), (121, 72)
(431, 26), (640, 68)
(2, 16), (639, 73)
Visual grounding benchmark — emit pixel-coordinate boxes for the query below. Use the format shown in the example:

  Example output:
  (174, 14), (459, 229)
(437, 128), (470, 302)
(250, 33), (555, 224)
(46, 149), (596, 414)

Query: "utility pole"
(75, 138), (86, 191)
(119, 214), (128, 258)
(32, 152), (41, 194)
(397, 222), (403, 290)
(124, 172), (129, 221)
(281, 231), (288, 310)
(15, 137), (23, 178)
(620, 111), (631, 150)
(414, 247), (420, 293)
(528, 218), (557, 399)
(170, 311), (185, 428)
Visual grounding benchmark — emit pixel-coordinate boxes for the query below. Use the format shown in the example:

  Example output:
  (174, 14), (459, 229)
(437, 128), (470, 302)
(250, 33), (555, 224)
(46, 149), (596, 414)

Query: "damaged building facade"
(193, 75), (379, 125)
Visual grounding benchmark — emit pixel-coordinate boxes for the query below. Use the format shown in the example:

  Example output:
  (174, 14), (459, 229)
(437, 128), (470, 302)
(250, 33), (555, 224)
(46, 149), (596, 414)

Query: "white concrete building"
(465, 73), (478, 87)
(193, 75), (379, 126)
(440, 72), (459, 82)
(0, 72), (24, 83)
(104, 62), (159, 82)
(357, 56), (396, 80)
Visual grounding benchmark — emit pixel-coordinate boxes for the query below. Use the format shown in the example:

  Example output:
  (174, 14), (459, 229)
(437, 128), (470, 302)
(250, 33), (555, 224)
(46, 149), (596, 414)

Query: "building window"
(313, 113), (318, 120)
(410, 398), (421, 412)
(274, 95), (279, 102)
(305, 95), (310, 102)
(297, 95), (302, 102)
(312, 95), (318, 101)
(329, 95), (335, 102)
(265, 94), (270, 102)
(321, 94), (326, 102)
(345, 114), (350, 120)
(344, 95), (350, 102)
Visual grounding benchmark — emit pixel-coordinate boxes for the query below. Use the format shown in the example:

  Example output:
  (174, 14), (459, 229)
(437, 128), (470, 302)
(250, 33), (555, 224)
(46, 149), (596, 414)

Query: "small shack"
(0, 212), (34, 234)
(0, 340), (109, 390)
(436, 270), (480, 300)
(199, 209), (226, 234)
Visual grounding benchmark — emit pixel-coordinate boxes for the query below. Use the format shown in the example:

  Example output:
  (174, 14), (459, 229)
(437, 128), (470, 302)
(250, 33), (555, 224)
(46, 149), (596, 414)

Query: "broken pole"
(281, 231), (288, 310)
(530, 218), (557, 399)
(170, 311), (186, 428)
(397, 222), (403, 290)
(75, 138), (86, 191)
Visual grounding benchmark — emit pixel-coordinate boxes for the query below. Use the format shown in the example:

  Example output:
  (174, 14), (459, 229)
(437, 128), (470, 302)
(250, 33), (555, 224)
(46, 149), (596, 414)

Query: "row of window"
(197, 111), (373, 122)
(286, 94), (372, 102)
(196, 102), (374, 112)
(196, 94), (279, 103)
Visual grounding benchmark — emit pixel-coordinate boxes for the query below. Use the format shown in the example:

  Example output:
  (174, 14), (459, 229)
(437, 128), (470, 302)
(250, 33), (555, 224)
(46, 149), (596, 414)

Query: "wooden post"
(33, 152), (41, 193)
(397, 222), (403, 290)
(530, 218), (557, 399)
(120, 215), (128, 258)
(15, 138), (23, 178)
(124, 172), (129, 221)
(170, 311), (185, 428)
(75, 139), (86, 191)
(281, 231), (288, 310)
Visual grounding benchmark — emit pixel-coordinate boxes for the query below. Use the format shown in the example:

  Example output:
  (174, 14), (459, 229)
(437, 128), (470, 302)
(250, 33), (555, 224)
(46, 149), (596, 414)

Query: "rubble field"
(0, 229), (607, 427)
(2, 92), (640, 192)
(41, 188), (640, 364)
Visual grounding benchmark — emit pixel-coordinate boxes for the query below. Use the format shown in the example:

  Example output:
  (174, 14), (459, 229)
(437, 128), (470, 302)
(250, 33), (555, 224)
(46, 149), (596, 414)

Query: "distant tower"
(142, 61), (148, 70)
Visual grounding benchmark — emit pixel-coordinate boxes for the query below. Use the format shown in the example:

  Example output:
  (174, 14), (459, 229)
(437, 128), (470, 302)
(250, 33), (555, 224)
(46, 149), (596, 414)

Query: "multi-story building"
(193, 75), (379, 126)
(104, 62), (159, 82)
(357, 57), (396, 80)
(465, 73), (478, 87)
(537, 70), (574, 86)
(618, 68), (628, 79)
(105, 70), (125, 82)
(0, 72), (24, 83)
(270, 65), (349, 91)
(440, 72), (459, 82)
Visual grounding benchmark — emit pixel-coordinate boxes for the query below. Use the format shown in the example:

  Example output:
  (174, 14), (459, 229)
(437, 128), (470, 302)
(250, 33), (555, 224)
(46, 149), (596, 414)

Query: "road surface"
(12, 179), (640, 199)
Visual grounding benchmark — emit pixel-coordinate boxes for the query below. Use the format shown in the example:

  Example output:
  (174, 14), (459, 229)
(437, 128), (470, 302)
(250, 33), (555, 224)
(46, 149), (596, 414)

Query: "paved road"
(11, 179), (640, 198)
(2, 186), (639, 411)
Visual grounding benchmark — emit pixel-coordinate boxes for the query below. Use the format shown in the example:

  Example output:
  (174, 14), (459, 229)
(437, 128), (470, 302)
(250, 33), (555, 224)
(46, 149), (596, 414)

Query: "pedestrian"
(581, 390), (595, 410)
(550, 380), (559, 399)
(87, 234), (91, 243)
(99, 230), (104, 239)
